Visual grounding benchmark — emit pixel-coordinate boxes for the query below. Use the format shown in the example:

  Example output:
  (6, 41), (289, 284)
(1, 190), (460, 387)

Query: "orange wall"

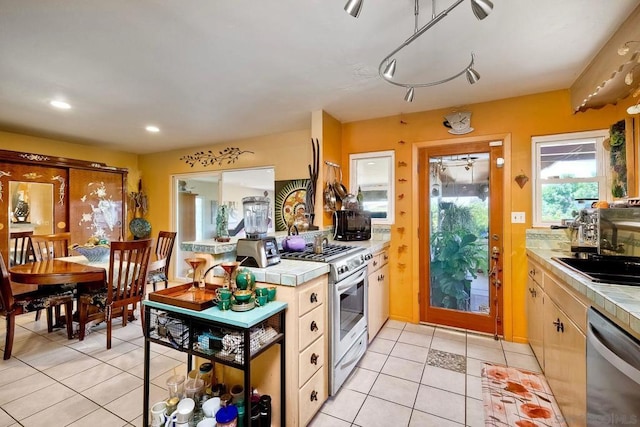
(341, 89), (635, 342)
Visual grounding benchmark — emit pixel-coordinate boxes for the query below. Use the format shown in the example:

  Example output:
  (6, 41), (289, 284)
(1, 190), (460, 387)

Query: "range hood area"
(570, 4), (640, 113)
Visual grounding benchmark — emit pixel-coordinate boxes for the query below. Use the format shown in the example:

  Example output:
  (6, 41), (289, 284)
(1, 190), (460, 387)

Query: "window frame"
(532, 130), (609, 227)
(349, 150), (395, 225)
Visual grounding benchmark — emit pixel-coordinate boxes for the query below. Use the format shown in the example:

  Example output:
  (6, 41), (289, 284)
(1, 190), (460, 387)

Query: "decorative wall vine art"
(180, 147), (254, 168)
(52, 175), (65, 205)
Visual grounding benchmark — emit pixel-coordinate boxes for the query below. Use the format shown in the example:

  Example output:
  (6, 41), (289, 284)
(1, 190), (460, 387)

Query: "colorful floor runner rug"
(481, 363), (567, 427)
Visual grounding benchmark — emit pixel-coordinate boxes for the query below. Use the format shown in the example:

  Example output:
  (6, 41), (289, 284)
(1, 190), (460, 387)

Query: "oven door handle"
(335, 267), (367, 294)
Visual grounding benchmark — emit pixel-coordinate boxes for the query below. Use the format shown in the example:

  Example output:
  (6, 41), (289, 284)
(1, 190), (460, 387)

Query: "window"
(532, 130), (608, 227)
(349, 150), (395, 224)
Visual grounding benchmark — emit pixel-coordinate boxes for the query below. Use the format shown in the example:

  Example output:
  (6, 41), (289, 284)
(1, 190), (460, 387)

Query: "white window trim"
(532, 129), (608, 227)
(349, 150), (395, 225)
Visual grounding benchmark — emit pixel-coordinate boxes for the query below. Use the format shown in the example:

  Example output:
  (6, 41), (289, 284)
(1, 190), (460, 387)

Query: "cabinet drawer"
(298, 336), (324, 387)
(299, 306), (325, 351)
(379, 250), (389, 267)
(299, 366), (326, 427)
(528, 259), (543, 287)
(544, 273), (587, 333)
(298, 279), (325, 317)
(368, 253), (382, 272)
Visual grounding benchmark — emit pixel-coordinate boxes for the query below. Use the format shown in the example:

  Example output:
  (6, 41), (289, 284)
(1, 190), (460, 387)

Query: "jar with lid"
(215, 405), (238, 427)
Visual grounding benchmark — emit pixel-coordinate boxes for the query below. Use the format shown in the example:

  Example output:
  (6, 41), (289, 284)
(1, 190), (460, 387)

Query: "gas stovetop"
(279, 243), (362, 263)
(280, 243), (371, 283)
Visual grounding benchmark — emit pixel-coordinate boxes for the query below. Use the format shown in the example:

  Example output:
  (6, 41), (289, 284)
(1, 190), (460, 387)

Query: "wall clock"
(444, 111), (474, 135)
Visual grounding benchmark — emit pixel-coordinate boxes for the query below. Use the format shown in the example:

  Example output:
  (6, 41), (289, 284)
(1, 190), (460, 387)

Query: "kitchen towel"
(481, 362), (567, 427)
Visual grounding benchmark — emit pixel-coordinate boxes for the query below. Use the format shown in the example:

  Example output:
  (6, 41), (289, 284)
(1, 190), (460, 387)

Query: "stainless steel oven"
(279, 241), (371, 395)
(330, 264), (368, 395)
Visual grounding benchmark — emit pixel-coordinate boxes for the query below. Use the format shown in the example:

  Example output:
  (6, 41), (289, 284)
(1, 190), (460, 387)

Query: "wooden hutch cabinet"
(0, 149), (128, 267)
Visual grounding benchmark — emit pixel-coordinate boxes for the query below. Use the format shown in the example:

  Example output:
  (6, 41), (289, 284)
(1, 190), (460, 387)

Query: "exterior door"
(418, 140), (504, 335)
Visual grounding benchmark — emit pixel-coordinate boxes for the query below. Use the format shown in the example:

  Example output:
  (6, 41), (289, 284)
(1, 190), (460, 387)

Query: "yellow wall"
(341, 89), (635, 342)
(139, 129), (312, 234)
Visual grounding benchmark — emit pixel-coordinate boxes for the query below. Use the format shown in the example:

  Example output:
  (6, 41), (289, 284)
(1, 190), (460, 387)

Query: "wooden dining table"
(9, 255), (166, 285)
(8, 255), (166, 332)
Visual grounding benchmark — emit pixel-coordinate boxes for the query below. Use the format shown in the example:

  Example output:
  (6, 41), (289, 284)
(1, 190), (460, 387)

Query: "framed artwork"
(274, 179), (309, 231)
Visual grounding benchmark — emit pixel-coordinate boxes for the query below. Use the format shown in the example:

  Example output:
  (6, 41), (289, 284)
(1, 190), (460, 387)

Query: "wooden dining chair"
(0, 253), (74, 359)
(77, 239), (152, 349)
(147, 231), (177, 291)
(30, 232), (71, 261)
(9, 230), (34, 266)
(29, 232), (71, 326)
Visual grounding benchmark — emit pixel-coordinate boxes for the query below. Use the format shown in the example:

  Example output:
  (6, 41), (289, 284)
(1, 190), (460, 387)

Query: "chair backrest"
(30, 232), (71, 261)
(108, 239), (153, 304)
(0, 253), (14, 312)
(155, 231), (177, 274)
(9, 231), (34, 266)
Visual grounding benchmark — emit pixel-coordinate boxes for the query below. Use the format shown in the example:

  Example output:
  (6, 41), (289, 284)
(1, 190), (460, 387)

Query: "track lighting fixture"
(404, 87), (415, 102)
(382, 59), (397, 79)
(344, 0), (363, 18)
(367, 0), (493, 101)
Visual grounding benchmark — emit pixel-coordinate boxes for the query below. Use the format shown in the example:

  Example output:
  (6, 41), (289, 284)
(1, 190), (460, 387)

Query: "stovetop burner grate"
(280, 243), (360, 263)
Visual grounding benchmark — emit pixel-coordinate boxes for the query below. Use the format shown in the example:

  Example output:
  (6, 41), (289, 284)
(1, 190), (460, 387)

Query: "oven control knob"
(339, 265), (348, 274)
(364, 253), (373, 260)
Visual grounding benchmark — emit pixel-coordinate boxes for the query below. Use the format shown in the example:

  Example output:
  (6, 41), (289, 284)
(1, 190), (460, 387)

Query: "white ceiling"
(0, 0), (638, 154)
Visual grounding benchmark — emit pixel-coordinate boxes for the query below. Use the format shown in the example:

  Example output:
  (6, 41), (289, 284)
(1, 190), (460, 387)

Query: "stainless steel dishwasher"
(587, 308), (640, 427)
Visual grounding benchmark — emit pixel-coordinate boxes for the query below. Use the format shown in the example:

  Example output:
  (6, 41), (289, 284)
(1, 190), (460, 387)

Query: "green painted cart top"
(143, 299), (287, 328)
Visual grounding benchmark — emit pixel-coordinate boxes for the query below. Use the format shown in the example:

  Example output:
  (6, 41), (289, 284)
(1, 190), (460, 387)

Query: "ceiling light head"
(404, 87), (415, 102)
(628, 102), (640, 115)
(49, 100), (71, 110)
(344, 0), (363, 18)
(470, 0), (493, 20)
(466, 67), (480, 84)
(383, 59), (397, 79)
(145, 125), (160, 133)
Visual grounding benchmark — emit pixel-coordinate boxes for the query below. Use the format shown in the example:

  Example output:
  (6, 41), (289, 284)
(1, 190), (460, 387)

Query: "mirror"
(350, 151), (395, 224)
(8, 181), (54, 234)
(173, 167), (275, 279)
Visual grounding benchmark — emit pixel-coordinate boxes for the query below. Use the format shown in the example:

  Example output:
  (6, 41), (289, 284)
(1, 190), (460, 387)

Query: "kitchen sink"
(552, 255), (640, 286)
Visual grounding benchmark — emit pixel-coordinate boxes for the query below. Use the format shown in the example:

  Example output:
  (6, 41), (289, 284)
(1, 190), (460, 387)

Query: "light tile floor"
(0, 309), (541, 427)
(309, 319), (542, 427)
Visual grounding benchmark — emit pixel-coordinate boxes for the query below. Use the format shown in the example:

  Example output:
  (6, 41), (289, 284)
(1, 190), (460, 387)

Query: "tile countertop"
(527, 248), (640, 339)
(192, 233), (391, 287)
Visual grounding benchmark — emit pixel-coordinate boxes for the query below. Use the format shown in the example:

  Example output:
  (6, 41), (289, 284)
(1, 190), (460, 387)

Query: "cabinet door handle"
(310, 321), (318, 332)
(310, 390), (318, 401)
(310, 292), (318, 303)
(529, 287), (537, 297)
(310, 353), (319, 365)
(529, 269), (536, 277)
(383, 254), (389, 261)
(373, 260), (378, 267)
(553, 318), (564, 333)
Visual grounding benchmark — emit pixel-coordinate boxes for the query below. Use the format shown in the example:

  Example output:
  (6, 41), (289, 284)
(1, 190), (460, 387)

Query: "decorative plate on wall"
(274, 179), (309, 231)
(129, 217), (151, 239)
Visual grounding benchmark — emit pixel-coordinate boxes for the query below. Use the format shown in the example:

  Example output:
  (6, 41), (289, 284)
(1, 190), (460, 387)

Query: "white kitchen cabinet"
(367, 247), (390, 342)
(526, 255), (587, 427)
(526, 259), (544, 368)
(542, 273), (587, 427)
(266, 275), (328, 426)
